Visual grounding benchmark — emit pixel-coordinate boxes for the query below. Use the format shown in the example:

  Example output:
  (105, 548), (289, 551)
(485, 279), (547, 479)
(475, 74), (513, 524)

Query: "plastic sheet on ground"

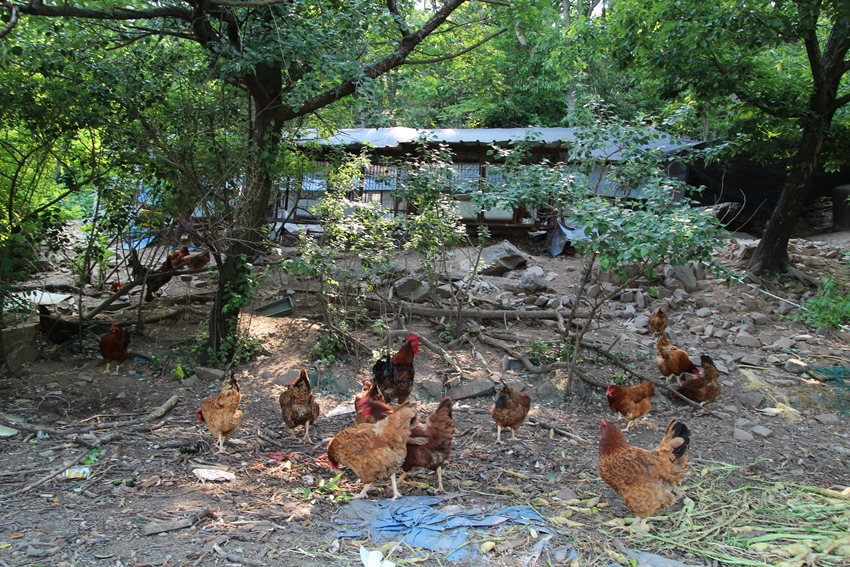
(334, 495), (552, 562)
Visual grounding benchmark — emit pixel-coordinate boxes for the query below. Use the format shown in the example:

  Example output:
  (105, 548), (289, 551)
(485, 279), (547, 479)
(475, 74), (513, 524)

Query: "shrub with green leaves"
(793, 278), (850, 330)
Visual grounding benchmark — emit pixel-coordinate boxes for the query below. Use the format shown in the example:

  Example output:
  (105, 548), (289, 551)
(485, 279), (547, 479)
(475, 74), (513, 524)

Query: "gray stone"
(633, 314), (650, 328)
(2, 322), (39, 350)
(814, 413), (840, 425)
(418, 380), (444, 399)
(735, 330), (761, 348)
(750, 312), (771, 325)
(717, 304), (734, 313)
(546, 297), (561, 309)
(327, 375), (362, 396)
(193, 367), (225, 381)
(751, 425), (774, 437)
(737, 391), (765, 409)
(696, 307), (712, 318)
(449, 380), (496, 400)
(776, 302), (796, 315)
(770, 337), (797, 350)
(620, 290), (635, 303)
(735, 418), (752, 427)
(479, 241), (528, 275)
(627, 550), (701, 567)
(515, 272), (549, 294)
(740, 354), (762, 366)
(393, 277), (431, 303)
(664, 277), (684, 290)
(525, 266), (544, 277)
(6, 344), (38, 373)
(586, 284), (600, 299)
(733, 428), (754, 441)
(534, 381), (559, 399)
(671, 264), (698, 292)
(784, 358), (810, 374)
(560, 295), (573, 308)
(635, 290), (646, 310)
(434, 283), (460, 299)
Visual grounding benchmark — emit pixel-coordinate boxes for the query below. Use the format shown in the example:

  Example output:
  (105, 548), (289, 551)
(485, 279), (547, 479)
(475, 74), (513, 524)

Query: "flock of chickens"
(194, 306), (722, 533)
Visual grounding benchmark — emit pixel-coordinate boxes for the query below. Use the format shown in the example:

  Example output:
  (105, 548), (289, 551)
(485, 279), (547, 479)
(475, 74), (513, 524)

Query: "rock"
(194, 367), (226, 381)
(555, 487), (577, 501)
(733, 428), (754, 441)
(6, 344), (38, 373)
(586, 284), (600, 299)
(784, 358), (810, 374)
(750, 312), (771, 325)
(814, 413), (840, 425)
(776, 302), (796, 315)
(449, 380), (496, 400)
(534, 381), (559, 399)
(326, 375), (362, 396)
(671, 264), (698, 292)
(434, 283), (460, 299)
(664, 277), (684, 290)
(633, 314), (650, 328)
(737, 391), (764, 409)
(770, 337), (797, 350)
(514, 272), (549, 294)
(735, 418), (752, 427)
(418, 380), (444, 399)
(560, 295), (573, 308)
(740, 354), (761, 366)
(635, 290), (646, 310)
(393, 277), (431, 303)
(696, 307), (712, 318)
(735, 330), (761, 348)
(751, 425), (774, 438)
(620, 290), (635, 303)
(479, 241), (528, 275)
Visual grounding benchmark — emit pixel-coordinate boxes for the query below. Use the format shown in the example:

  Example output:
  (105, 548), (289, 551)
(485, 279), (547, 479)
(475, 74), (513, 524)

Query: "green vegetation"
(793, 279), (850, 330)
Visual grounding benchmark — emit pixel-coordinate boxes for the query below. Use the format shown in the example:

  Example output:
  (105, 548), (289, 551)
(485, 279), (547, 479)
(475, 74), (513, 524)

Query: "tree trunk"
(748, 126), (824, 275)
(207, 64), (283, 361)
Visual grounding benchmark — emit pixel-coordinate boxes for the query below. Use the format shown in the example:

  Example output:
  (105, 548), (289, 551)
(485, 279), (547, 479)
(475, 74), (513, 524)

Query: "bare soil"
(1, 229), (849, 567)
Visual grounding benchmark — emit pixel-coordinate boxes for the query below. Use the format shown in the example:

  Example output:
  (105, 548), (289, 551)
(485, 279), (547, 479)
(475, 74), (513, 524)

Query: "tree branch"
(404, 26), (508, 65)
(0, 2), (19, 39)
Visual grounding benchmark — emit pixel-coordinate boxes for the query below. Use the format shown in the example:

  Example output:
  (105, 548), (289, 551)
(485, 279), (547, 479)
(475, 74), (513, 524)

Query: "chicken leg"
(302, 423), (313, 444)
(435, 466), (444, 493)
(509, 428), (518, 441)
(103, 362), (111, 374)
(390, 473), (402, 500)
(495, 425), (503, 444)
(354, 482), (373, 499)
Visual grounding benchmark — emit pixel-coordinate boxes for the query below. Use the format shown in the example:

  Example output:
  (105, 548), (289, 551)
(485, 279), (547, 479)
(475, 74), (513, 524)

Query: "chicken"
(654, 333), (698, 380)
(170, 245), (190, 264)
(99, 324), (131, 374)
(673, 354), (722, 404)
(128, 249), (175, 302)
(598, 418), (691, 534)
(196, 373), (244, 453)
(606, 381), (654, 431)
(398, 396), (455, 493)
(648, 306), (668, 334)
(110, 281), (123, 293)
(279, 368), (321, 443)
(372, 334), (420, 405)
(490, 383), (531, 444)
(144, 254), (175, 302)
(187, 250), (211, 270)
(37, 305), (88, 345)
(354, 379), (386, 424)
(324, 398), (416, 500)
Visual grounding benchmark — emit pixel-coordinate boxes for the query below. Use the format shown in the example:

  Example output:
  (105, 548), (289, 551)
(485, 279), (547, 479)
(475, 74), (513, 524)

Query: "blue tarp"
(333, 496), (551, 562)
(549, 219), (589, 257)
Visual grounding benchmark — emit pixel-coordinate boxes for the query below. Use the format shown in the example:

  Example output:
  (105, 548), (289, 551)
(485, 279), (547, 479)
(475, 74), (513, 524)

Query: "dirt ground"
(1, 227), (849, 567)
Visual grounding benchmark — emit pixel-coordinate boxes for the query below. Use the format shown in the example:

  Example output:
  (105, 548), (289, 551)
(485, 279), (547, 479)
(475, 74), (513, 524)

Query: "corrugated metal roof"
(296, 127), (696, 159)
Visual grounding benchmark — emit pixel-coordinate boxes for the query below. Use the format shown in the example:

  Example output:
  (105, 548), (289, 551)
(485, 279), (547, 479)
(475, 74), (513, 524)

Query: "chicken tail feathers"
(665, 419), (690, 461)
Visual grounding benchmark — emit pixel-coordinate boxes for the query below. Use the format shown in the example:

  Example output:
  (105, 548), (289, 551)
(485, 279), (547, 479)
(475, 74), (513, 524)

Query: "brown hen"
(325, 398), (416, 500)
(196, 373), (244, 453)
(606, 381), (654, 430)
(279, 369), (321, 443)
(399, 396), (455, 492)
(99, 324), (131, 374)
(354, 379), (386, 424)
(599, 418), (690, 534)
(490, 383), (531, 444)
(673, 354), (722, 404)
(648, 305), (668, 334)
(655, 333), (698, 379)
